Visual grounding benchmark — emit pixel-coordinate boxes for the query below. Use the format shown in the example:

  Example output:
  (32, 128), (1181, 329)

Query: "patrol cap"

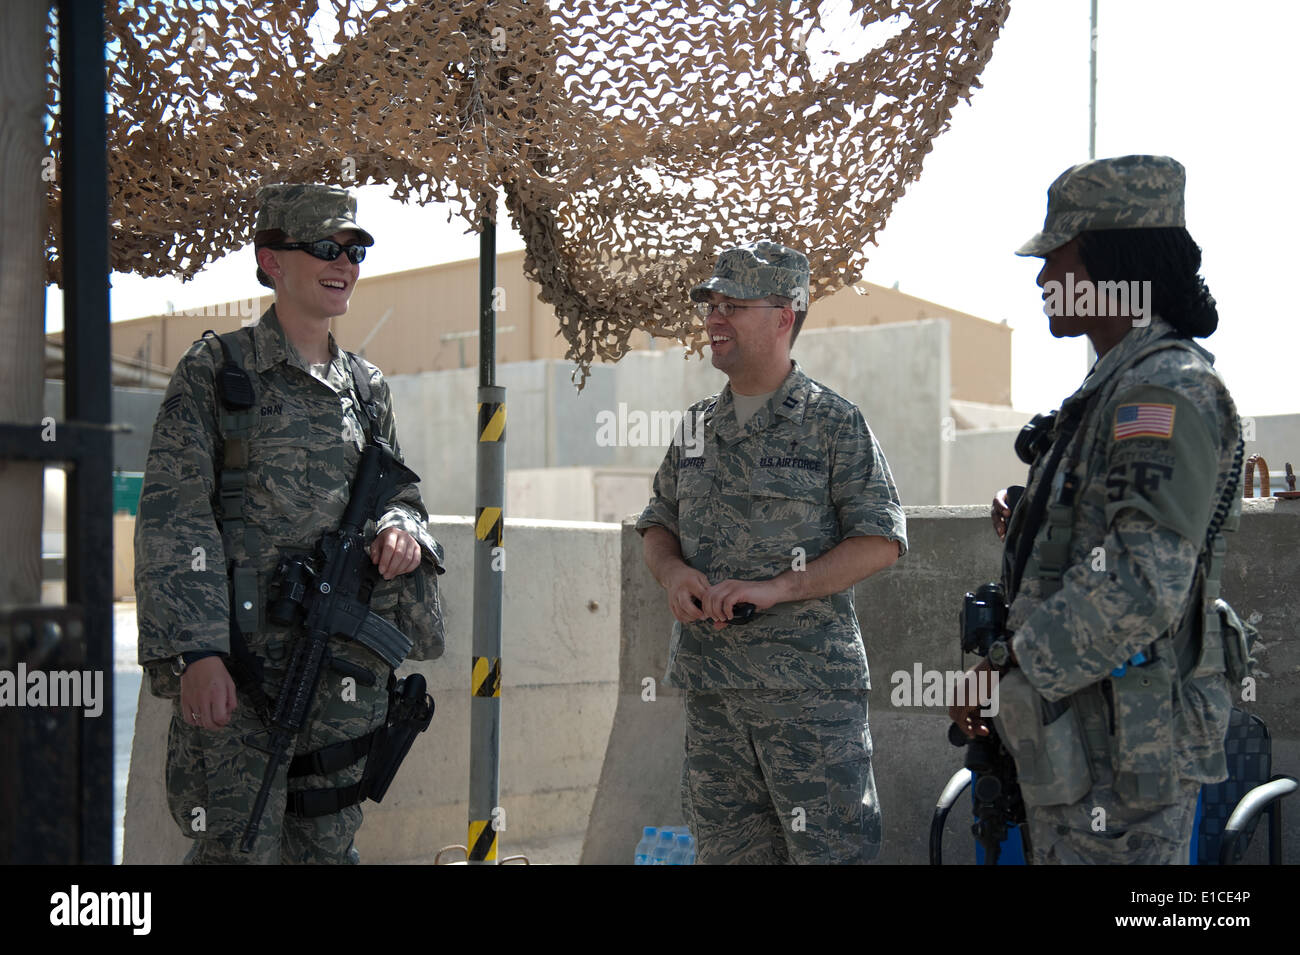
(690, 239), (810, 309)
(254, 183), (374, 288)
(254, 183), (375, 245)
(1016, 155), (1186, 257)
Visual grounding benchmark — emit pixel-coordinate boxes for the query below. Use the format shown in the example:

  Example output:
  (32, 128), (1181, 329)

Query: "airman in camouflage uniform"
(638, 240), (907, 864)
(954, 156), (1244, 864)
(135, 184), (445, 864)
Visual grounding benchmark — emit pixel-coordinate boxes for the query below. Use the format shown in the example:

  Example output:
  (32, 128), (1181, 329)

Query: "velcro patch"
(1113, 402), (1175, 441)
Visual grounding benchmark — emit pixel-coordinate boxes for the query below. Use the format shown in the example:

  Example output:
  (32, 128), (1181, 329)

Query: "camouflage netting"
(46, 0), (1010, 385)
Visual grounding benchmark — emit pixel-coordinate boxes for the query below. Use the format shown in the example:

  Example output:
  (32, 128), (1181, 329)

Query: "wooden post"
(0, 0), (49, 606)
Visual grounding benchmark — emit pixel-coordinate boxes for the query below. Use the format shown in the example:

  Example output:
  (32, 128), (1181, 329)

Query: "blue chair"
(929, 707), (1296, 865)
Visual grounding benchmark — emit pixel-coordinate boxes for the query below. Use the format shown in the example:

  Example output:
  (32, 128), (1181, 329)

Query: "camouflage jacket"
(135, 305), (443, 678)
(637, 362), (908, 690)
(1001, 315), (1240, 784)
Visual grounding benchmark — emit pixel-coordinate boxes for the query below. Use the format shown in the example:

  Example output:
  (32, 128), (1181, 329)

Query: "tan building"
(51, 248), (1012, 405)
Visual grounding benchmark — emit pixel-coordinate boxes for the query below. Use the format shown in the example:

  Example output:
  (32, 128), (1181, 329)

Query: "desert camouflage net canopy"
(46, 0), (1009, 384)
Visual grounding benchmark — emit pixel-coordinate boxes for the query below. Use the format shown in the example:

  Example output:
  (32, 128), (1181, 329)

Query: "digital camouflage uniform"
(994, 157), (1241, 865)
(135, 185), (444, 864)
(638, 242), (908, 864)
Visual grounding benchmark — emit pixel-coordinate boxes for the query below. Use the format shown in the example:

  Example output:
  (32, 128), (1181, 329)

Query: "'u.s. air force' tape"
(472, 657), (501, 697)
(467, 819), (497, 862)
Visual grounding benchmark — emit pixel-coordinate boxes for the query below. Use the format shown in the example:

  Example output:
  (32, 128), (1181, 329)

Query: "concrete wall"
(45, 380), (164, 474)
(123, 517), (621, 864)
(584, 501), (1299, 865)
(949, 427), (1028, 506)
(508, 467), (655, 524)
(390, 319), (951, 515)
(951, 399), (1032, 431)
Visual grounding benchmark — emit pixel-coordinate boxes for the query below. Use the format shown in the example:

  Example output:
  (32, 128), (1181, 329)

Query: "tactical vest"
(202, 328), (384, 631)
(201, 328), (431, 818)
(999, 334), (1252, 807)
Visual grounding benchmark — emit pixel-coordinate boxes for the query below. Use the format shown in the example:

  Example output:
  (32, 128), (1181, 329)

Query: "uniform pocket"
(676, 467), (716, 561)
(749, 467), (832, 559)
(1109, 659), (1180, 809)
(371, 559), (446, 662)
(993, 669), (1093, 807)
(1175, 671), (1230, 782)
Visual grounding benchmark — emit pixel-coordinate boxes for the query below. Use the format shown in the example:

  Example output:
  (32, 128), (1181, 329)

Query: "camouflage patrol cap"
(254, 183), (374, 288)
(1016, 155), (1186, 257)
(690, 239), (811, 309)
(254, 183), (375, 245)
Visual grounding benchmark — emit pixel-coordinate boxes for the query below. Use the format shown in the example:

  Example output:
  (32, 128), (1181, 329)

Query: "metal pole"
(468, 212), (504, 863)
(1089, 0), (1098, 160)
(1086, 0), (1099, 369)
(59, 0), (114, 865)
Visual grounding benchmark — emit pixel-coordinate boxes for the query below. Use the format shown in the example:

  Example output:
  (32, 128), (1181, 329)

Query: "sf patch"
(1114, 402), (1175, 441)
(1106, 461), (1174, 502)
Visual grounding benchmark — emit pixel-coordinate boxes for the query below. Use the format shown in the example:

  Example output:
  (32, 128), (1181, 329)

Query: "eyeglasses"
(694, 301), (780, 320)
(267, 239), (368, 265)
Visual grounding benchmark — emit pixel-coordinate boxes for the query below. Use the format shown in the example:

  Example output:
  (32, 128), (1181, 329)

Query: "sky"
(47, 0), (1300, 418)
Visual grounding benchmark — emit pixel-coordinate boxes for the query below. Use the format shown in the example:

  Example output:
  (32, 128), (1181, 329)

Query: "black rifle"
(239, 441), (417, 854)
(946, 583), (1030, 864)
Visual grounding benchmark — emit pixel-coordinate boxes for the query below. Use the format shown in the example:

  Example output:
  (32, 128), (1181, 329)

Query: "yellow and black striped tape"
(475, 506), (503, 545)
(467, 819), (497, 862)
(472, 656), (501, 698)
(477, 401), (506, 443)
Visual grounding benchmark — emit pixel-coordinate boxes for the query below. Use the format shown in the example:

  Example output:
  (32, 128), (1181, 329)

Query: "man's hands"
(181, 656), (237, 729)
(370, 526), (422, 579)
(991, 488), (1012, 541)
(665, 568), (780, 629)
(663, 563), (711, 624)
(643, 526), (901, 631)
(698, 578), (784, 630)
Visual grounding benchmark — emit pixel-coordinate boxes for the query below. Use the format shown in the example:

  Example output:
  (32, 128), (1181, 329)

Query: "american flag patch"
(1113, 402), (1175, 440)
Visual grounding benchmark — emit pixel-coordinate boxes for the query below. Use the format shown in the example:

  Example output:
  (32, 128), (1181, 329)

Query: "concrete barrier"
(584, 500), (1299, 864)
(124, 517), (621, 863)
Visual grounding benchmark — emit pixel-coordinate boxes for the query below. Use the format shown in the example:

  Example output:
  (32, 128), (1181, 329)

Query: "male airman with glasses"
(637, 240), (908, 863)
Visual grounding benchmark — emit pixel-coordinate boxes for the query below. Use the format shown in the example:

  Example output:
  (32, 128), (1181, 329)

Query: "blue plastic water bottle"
(667, 833), (693, 865)
(651, 830), (675, 864)
(634, 826), (657, 865)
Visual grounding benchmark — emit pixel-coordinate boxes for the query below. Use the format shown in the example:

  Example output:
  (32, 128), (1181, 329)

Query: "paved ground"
(113, 602), (142, 865)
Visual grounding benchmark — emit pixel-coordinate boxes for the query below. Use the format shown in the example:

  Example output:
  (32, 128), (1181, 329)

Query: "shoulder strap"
(342, 350), (382, 443)
(200, 329), (261, 574)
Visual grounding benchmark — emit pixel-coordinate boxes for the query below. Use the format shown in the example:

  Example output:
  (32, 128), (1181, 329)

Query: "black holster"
(284, 673), (435, 818)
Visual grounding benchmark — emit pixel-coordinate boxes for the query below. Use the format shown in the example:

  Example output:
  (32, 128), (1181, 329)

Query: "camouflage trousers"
(682, 688), (880, 864)
(165, 640), (390, 864)
(1026, 774), (1201, 865)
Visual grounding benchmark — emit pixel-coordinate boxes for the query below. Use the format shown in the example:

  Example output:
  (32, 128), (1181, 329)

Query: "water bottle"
(650, 830), (675, 864)
(667, 833), (692, 865)
(634, 826), (657, 865)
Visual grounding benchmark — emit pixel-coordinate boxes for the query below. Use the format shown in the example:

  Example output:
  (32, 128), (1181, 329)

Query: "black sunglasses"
(267, 239), (368, 264)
